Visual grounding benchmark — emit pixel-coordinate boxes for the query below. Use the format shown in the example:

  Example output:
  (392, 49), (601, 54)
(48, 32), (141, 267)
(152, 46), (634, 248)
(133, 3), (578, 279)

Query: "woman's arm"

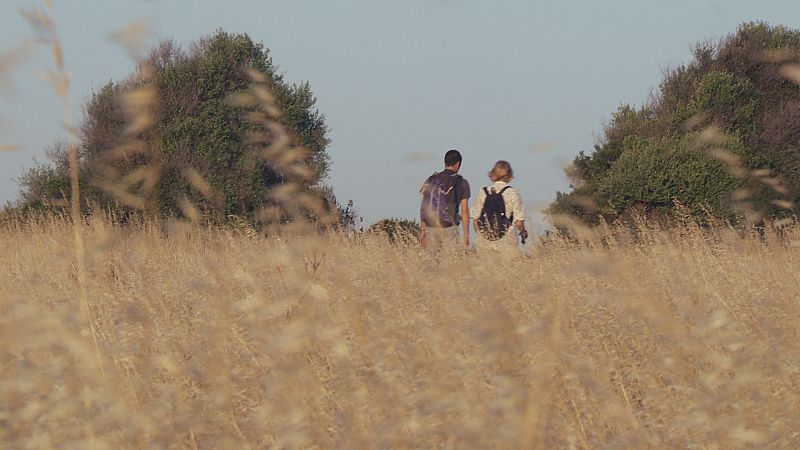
(469, 188), (485, 242)
(509, 188), (528, 242)
(515, 219), (528, 243)
(469, 188), (485, 221)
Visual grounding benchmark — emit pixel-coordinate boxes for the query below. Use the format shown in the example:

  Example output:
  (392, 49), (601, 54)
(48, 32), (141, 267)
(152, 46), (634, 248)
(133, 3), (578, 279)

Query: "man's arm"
(460, 198), (470, 248)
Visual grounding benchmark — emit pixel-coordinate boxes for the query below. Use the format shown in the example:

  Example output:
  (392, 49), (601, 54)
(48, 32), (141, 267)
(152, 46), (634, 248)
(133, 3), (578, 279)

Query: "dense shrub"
(551, 22), (800, 224)
(596, 134), (742, 219)
(13, 31), (333, 224)
(369, 218), (420, 244)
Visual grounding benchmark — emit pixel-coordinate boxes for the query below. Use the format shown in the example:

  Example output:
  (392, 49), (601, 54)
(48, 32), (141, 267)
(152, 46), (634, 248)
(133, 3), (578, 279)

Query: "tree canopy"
(15, 30), (332, 224)
(550, 22), (800, 224)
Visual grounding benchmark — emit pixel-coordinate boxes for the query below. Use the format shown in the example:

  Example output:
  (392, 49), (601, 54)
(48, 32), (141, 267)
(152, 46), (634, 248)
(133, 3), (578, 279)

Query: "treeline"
(550, 22), (800, 225)
(8, 23), (800, 231)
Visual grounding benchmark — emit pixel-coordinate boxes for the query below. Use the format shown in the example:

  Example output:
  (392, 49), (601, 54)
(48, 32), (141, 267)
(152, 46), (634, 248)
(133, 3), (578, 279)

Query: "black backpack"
(477, 186), (513, 240)
(420, 172), (460, 227)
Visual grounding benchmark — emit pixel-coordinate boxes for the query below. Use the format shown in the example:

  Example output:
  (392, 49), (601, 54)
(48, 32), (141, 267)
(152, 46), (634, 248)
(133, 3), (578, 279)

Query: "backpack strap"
(500, 186), (514, 221)
(483, 187), (490, 196)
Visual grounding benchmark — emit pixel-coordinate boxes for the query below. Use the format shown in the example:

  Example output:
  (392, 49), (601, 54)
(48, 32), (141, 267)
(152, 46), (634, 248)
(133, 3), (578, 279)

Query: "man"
(419, 149), (471, 249)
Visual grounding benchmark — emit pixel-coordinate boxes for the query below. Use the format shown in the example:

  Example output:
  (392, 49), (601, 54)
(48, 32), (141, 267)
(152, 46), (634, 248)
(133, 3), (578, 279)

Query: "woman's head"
(488, 160), (513, 182)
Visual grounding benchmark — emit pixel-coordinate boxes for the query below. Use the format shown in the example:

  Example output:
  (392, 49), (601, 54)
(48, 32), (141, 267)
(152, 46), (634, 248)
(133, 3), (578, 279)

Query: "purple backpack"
(420, 172), (460, 227)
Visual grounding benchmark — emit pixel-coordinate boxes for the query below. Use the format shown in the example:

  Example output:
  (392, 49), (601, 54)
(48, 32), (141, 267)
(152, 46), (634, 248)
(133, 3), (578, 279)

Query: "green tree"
(14, 31), (333, 224)
(551, 22), (800, 224)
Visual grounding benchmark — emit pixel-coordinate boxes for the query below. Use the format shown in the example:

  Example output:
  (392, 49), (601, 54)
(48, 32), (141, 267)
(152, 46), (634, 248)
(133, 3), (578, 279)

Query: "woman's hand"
(516, 220), (528, 244)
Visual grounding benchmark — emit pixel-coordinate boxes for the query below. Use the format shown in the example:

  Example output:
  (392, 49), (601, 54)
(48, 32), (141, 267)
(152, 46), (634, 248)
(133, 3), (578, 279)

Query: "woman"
(470, 160), (528, 249)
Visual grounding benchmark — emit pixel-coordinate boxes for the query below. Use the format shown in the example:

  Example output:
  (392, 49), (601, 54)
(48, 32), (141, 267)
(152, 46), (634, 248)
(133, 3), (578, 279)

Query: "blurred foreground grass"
(2, 217), (800, 448)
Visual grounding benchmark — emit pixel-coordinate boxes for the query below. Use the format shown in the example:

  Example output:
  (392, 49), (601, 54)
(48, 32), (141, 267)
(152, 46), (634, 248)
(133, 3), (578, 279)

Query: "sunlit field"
(4, 3), (800, 448)
(2, 217), (799, 448)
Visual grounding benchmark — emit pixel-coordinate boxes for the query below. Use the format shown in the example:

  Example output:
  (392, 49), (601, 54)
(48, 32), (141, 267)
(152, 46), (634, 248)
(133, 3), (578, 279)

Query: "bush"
(596, 134), (741, 219)
(369, 218), (420, 244)
(551, 22), (800, 224)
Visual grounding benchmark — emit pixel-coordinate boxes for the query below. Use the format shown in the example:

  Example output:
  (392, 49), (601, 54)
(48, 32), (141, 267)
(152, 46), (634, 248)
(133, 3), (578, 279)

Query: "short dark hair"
(444, 149), (462, 167)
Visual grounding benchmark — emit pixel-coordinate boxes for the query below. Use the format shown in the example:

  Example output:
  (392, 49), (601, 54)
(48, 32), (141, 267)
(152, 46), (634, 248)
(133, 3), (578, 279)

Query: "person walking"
(471, 160), (528, 250)
(419, 149), (471, 250)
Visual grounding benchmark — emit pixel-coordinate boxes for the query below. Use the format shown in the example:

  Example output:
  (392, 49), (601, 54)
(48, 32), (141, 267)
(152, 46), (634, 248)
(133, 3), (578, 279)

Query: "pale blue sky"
(1, 0), (798, 228)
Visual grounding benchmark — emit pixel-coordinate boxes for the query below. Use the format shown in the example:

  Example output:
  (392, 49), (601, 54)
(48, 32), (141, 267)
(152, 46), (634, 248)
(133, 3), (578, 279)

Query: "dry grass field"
(2, 217), (800, 449)
(3, 5), (800, 448)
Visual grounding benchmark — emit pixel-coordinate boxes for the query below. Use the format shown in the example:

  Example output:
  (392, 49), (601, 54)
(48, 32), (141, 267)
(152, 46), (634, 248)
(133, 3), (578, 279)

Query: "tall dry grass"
(3, 3), (800, 448)
(2, 217), (800, 448)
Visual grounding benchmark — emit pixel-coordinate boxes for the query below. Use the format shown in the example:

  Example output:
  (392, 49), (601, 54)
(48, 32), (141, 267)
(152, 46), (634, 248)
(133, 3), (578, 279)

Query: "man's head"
(444, 149), (462, 172)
